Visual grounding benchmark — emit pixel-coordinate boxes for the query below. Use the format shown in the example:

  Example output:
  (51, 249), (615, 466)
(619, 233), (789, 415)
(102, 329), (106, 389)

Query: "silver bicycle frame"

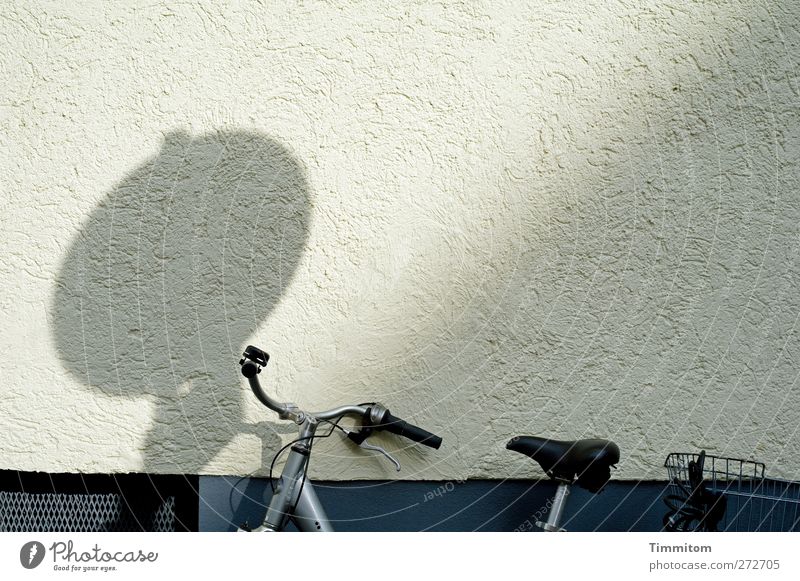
(240, 354), (408, 532)
(244, 375), (373, 532)
(251, 418), (334, 532)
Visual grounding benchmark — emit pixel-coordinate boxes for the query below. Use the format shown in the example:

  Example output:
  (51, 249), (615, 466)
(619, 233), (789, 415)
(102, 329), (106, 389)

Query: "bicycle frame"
(250, 418), (333, 532)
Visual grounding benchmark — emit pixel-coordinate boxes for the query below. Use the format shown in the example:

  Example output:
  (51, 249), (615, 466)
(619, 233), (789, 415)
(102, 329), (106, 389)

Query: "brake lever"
(360, 440), (401, 472)
(342, 427), (401, 472)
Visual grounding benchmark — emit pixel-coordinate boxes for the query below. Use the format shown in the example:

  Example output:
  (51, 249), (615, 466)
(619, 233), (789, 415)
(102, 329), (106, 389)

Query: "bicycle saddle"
(507, 436), (620, 492)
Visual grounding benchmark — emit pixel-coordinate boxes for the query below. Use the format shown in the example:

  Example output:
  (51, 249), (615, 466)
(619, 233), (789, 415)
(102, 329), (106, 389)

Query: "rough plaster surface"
(1, 1), (799, 480)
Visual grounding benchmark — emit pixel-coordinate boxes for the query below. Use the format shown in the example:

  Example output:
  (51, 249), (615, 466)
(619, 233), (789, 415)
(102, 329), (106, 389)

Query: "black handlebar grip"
(241, 360), (259, 378)
(382, 412), (442, 449)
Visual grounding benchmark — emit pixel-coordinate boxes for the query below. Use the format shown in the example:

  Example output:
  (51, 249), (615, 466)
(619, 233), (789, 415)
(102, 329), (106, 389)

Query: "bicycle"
(236, 345), (442, 532)
(506, 436), (620, 531)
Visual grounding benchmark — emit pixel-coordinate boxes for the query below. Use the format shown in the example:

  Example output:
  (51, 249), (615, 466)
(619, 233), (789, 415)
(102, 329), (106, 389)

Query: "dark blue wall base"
(199, 477), (669, 531)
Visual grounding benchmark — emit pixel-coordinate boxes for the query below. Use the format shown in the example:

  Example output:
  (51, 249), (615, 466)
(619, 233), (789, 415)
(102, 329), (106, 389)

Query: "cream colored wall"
(1, 1), (799, 480)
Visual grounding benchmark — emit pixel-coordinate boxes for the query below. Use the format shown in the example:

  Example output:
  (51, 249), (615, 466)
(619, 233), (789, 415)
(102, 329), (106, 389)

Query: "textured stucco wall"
(1, 1), (799, 480)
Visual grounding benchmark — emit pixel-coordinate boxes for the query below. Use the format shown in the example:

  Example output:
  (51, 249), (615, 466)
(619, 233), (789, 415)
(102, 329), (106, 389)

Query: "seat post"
(538, 481), (571, 532)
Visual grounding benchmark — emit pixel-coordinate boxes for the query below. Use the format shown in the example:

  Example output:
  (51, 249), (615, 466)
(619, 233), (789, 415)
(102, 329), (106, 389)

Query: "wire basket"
(663, 451), (800, 532)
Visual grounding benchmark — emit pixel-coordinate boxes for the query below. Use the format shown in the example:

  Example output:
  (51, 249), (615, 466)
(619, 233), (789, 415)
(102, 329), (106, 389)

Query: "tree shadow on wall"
(51, 130), (311, 473)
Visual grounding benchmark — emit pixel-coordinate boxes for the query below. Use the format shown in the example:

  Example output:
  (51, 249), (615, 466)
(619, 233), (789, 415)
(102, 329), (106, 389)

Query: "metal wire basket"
(663, 451), (800, 532)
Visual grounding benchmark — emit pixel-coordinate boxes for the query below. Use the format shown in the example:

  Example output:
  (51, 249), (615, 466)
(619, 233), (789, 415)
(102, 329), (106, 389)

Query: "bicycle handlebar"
(240, 345), (442, 448)
(379, 412), (442, 449)
(242, 359), (294, 417)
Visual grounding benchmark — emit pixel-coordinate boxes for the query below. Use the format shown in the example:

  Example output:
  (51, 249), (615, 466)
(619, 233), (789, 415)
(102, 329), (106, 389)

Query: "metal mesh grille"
(0, 491), (177, 532)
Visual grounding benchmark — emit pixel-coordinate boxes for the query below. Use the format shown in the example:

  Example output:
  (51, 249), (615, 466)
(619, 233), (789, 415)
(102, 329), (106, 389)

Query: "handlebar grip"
(241, 360), (259, 378)
(381, 412), (442, 449)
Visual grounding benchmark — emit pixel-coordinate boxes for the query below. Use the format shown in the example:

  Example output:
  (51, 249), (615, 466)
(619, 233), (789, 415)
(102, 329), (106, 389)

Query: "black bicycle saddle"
(507, 436), (620, 492)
